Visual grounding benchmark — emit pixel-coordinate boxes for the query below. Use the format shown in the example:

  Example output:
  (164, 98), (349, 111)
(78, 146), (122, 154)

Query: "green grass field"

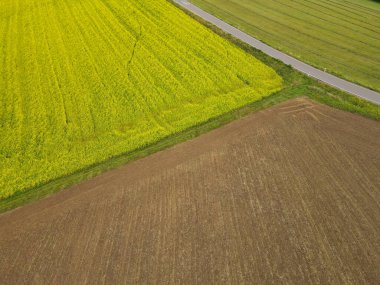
(191, 0), (380, 91)
(0, 0), (283, 200)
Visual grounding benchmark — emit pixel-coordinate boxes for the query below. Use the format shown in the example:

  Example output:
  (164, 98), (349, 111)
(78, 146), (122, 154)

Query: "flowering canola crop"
(0, 0), (282, 199)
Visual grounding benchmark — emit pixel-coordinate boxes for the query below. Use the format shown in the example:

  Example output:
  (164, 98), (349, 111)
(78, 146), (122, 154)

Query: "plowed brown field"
(0, 98), (379, 284)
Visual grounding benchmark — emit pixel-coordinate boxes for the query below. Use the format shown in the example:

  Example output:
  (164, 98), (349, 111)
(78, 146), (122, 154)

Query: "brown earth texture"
(0, 98), (379, 284)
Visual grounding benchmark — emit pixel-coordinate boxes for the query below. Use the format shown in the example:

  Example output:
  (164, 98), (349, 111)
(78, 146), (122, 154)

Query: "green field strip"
(223, 0), (380, 59)
(294, 0), (380, 27)
(341, 0), (380, 14)
(318, 0), (380, 20)
(194, 0), (380, 78)
(200, 0), (380, 69)
(316, 0), (380, 21)
(275, 0), (380, 42)
(232, 0), (380, 33)
(191, 0), (380, 91)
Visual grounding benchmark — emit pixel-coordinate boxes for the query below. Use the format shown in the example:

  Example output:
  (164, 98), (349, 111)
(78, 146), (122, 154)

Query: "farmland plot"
(0, 98), (379, 284)
(191, 0), (380, 91)
(0, 0), (282, 199)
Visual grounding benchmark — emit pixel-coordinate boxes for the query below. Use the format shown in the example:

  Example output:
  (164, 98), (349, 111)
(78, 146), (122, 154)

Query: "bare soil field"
(0, 98), (379, 284)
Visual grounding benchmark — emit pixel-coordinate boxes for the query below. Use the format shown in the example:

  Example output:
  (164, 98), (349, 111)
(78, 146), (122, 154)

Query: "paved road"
(175, 0), (380, 105)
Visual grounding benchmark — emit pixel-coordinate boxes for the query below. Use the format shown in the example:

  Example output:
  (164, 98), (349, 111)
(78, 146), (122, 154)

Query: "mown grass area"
(191, 0), (380, 92)
(0, 0), (283, 201)
(1, 0), (379, 213)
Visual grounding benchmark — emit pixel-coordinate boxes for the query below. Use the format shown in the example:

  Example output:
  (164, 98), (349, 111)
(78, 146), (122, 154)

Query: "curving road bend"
(175, 0), (380, 105)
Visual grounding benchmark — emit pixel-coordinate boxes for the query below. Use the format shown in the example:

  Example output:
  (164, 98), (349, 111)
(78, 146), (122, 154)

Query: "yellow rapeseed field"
(0, 0), (282, 199)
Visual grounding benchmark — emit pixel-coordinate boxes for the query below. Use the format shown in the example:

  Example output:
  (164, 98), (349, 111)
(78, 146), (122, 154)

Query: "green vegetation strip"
(190, 0), (380, 92)
(1, 0), (379, 213)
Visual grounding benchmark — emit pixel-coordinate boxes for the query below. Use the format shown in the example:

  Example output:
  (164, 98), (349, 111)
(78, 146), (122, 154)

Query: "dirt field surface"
(0, 98), (379, 285)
